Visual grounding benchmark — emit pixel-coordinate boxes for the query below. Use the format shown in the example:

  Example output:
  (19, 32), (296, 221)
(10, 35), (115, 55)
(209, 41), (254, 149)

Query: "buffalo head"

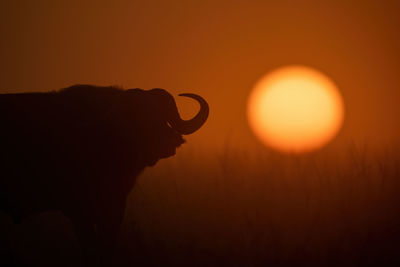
(109, 88), (209, 166)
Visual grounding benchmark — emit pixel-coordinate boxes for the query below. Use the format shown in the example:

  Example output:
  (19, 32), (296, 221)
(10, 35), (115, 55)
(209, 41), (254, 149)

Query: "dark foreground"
(1, 147), (400, 267)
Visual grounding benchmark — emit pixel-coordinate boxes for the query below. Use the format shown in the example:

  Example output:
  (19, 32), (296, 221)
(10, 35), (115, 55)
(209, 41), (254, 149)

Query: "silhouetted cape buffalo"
(0, 84), (209, 265)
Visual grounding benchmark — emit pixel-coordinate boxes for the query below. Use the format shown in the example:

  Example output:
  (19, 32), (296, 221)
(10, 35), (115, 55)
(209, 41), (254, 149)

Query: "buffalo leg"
(70, 216), (98, 267)
(96, 198), (126, 266)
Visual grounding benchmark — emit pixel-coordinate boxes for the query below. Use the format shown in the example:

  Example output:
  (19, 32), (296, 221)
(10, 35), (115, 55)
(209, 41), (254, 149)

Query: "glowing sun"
(247, 66), (345, 153)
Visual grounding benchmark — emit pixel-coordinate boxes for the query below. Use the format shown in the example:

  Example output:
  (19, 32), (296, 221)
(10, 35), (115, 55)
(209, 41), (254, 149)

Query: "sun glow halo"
(247, 66), (345, 153)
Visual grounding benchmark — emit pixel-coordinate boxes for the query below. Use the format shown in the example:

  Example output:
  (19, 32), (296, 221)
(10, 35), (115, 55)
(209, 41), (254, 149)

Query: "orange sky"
(1, 0), (400, 152)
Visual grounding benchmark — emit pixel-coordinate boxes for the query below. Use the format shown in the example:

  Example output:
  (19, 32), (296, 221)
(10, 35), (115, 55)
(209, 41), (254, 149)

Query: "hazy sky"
(1, 0), (400, 152)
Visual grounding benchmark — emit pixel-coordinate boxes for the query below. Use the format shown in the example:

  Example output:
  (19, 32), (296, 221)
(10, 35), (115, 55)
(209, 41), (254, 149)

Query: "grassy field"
(3, 144), (400, 266)
(116, 145), (400, 266)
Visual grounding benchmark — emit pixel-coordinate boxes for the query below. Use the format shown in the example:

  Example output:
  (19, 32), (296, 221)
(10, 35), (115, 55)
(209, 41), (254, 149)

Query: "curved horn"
(169, 93), (209, 135)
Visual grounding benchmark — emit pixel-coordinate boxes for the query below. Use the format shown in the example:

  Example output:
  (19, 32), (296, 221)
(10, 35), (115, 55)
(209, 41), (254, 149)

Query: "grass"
(3, 144), (400, 266)
(115, 144), (400, 266)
